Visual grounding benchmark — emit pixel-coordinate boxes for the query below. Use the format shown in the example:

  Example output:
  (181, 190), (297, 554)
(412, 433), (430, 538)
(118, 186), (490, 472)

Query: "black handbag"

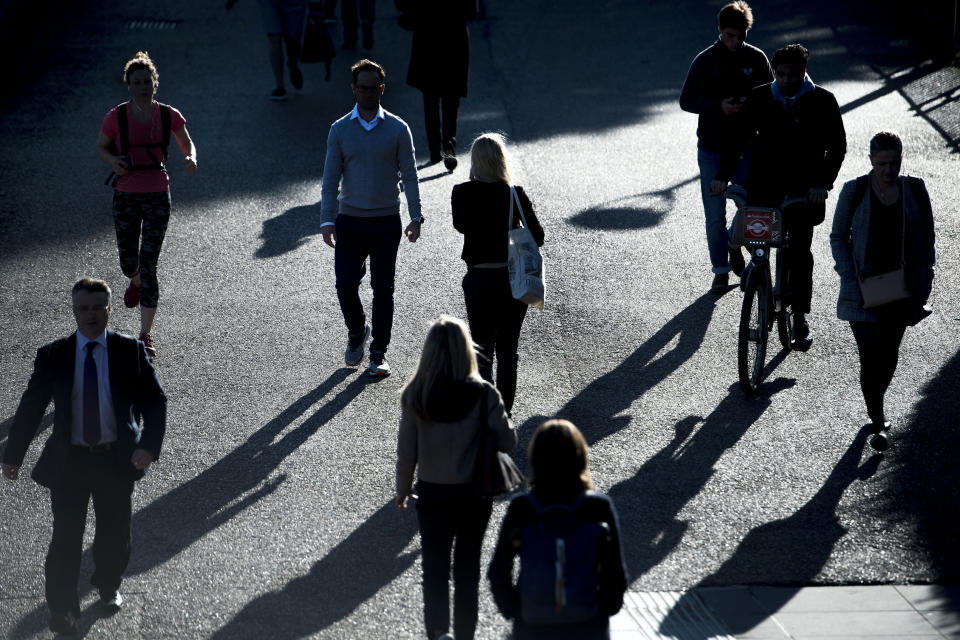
(471, 389), (523, 498)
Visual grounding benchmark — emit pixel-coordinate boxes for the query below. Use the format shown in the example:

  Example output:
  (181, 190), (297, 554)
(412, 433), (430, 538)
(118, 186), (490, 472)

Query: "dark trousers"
(782, 213), (815, 314)
(850, 321), (907, 424)
(334, 213), (402, 354)
(341, 0), (374, 33)
(415, 482), (493, 640)
(462, 268), (528, 414)
(113, 190), (171, 308)
(46, 447), (134, 615)
(423, 93), (461, 158)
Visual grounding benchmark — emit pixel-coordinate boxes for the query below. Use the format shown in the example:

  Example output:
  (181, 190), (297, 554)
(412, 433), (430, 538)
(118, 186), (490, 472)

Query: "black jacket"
(451, 181), (545, 265)
(2, 330), (166, 488)
(679, 40), (773, 152)
(398, 0), (478, 96)
(723, 82), (847, 212)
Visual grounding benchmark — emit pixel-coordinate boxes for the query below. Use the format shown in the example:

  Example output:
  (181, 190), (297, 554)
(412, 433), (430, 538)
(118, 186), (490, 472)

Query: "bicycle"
(726, 186), (806, 393)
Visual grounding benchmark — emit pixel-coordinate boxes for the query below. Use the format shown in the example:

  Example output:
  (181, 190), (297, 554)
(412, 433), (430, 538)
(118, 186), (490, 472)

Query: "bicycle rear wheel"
(738, 273), (768, 393)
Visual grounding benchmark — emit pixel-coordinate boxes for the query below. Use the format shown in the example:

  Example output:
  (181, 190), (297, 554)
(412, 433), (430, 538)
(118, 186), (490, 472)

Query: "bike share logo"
(744, 209), (774, 240)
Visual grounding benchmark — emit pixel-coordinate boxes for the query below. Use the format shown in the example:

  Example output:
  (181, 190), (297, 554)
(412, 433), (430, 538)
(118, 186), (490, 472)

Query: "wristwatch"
(413, 216), (425, 224)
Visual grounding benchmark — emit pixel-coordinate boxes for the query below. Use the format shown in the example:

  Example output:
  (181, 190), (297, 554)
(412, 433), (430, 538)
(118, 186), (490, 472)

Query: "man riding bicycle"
(715, 44), (846, 350)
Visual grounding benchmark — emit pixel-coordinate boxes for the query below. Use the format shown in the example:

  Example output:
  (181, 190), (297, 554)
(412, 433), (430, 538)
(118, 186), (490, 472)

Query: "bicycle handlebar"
(724, 184), (810, 211)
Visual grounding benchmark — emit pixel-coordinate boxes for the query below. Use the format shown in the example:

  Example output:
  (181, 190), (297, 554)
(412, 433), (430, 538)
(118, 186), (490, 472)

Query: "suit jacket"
(2, 329), (166, 488)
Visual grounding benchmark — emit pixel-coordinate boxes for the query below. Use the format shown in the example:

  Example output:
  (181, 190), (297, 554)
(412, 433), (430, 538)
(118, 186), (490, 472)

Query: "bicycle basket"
(731, 207), (783, 247)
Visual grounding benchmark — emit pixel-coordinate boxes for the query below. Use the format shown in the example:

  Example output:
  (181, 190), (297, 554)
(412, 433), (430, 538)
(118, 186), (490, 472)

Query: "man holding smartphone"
(680, 1), (772, 293)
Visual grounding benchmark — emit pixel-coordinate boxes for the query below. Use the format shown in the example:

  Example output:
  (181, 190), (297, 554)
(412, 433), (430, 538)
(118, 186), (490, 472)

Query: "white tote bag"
(507, 186), (545, 309)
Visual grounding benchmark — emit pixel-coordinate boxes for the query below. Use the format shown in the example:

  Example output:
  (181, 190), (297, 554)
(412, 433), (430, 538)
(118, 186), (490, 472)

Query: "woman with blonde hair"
(396, 315), (517, 640)
(488, 419), (627, 639)
(451, 133), (544, 416)
(97, 51), (198, 355)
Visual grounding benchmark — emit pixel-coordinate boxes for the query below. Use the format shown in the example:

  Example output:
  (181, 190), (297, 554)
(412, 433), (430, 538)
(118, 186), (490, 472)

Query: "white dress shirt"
(350, 103), (385, 131)
(71, 331), (118, 445)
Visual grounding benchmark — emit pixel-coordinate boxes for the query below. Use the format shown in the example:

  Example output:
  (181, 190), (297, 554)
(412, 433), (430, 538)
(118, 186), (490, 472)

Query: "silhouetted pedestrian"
(1, 278), (167, 636)
(397, 0), (478, 169)
(396, 315), (517, 640)
(830, 131), (935, 452)
(97, 51), (198, 355)
(488, 419), (627, 639)
(320, 59), (423, 377)
(680, 1), (772, 293)
(452, 133), (544, 415)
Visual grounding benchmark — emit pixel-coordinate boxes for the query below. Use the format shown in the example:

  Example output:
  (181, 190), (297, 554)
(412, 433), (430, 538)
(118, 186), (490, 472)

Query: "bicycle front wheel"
(738, 274), (768, 393)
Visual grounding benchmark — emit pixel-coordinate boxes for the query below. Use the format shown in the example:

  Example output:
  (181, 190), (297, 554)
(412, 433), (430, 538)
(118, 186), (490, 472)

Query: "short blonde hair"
(469, 132), (512, 184)
(401, 315), (482, 420)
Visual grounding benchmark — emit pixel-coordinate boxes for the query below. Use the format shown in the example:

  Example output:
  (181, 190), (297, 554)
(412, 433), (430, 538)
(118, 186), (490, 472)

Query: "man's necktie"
(83, 342), (101, 446)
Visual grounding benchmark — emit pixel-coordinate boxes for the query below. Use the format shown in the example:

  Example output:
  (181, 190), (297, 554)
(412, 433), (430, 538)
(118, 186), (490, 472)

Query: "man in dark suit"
(1, 277), (166, 635)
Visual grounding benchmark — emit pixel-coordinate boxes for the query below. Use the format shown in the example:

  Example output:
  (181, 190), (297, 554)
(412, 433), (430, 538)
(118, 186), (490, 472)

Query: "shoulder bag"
(507, 186), (545, 309)
(471, 389), (524, 498)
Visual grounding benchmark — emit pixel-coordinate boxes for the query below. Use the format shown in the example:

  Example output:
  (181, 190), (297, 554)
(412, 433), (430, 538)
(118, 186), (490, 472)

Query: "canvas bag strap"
(898, 176), (906, 269)
(508, 186), (528, 229)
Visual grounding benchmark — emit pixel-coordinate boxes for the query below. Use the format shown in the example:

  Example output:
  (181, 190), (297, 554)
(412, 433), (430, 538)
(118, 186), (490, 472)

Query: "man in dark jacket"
(717, 44), (847, 350)
(1, 278), (167, 635)
(680, 1), (772, 293)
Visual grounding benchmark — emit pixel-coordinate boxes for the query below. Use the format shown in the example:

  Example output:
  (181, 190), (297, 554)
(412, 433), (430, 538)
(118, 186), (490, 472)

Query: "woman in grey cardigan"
(396, 315), (517, 640)
(830, 131), (935, 452)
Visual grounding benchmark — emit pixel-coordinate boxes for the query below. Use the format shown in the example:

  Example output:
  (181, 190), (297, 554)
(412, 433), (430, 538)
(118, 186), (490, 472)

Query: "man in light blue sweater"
(321, 59), (423, 377)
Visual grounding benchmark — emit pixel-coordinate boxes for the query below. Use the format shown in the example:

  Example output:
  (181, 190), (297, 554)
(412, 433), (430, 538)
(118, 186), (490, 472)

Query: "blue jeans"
(334, 213), (401, 354)
(697, 148), (751, 274)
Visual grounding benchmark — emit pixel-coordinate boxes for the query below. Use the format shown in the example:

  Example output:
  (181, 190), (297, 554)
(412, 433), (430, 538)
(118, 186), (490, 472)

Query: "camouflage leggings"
(112, 190), (171, 308)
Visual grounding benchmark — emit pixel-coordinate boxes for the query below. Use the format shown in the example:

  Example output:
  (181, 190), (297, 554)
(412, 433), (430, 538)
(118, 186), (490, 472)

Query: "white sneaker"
(367, 352), (390, 377)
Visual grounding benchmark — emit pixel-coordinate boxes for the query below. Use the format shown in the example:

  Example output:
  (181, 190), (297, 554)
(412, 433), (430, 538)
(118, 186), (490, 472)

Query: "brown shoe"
(710, 273), (729, 294)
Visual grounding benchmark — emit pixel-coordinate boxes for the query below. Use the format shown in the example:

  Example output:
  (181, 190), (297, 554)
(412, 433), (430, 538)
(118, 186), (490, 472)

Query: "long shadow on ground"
(10, 368), (369, 638)
(873, 348), (960, 620)
(515, 292), (721, 455)
(608, 377), (796, 583)
(659, 426), (878, 638)
(208, 500), (419, 639)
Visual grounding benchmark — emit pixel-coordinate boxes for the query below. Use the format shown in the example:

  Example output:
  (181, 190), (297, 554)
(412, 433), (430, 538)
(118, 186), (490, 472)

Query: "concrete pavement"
(2, 0), (960, 638)
(612, 585), (960, 638)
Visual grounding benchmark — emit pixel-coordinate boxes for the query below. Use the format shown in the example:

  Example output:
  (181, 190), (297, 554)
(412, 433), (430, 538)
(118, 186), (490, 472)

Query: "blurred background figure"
(228, 0), (308, 100)
(397, 0), (478, 169)
(340, 0), (375, 50)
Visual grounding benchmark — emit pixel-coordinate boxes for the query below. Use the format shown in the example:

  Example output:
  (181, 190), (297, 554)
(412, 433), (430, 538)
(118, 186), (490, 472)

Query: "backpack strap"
(159, 103), (171, 161)
(116, 102), (130, 155)
(114, 102), (172, 171)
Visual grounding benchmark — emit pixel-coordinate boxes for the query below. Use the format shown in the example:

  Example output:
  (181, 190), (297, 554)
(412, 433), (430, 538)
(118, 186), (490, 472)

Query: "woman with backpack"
(97, 51), (197, 355)
(830, 131), (935, 453)
(396, 315), (517, 640)
(488, 419), (627, 639)
(451, 133), (544, 417)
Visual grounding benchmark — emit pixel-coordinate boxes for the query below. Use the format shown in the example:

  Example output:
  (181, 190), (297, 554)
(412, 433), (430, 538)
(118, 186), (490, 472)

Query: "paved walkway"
(611, 585), (960, 639)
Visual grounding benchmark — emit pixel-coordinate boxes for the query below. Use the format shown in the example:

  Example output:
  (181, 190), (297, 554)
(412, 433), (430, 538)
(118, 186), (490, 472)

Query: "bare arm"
(172, 126), (197, 173)
(97, 131), (129, 176)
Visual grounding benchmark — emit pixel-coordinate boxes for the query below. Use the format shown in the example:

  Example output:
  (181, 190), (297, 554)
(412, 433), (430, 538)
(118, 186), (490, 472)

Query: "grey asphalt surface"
(1, 0), (959, 638)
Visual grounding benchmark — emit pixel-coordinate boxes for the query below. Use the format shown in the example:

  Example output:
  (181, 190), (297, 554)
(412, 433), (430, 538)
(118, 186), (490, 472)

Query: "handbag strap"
(507, 185), (528, 230)
(853, 175), (907, 281)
